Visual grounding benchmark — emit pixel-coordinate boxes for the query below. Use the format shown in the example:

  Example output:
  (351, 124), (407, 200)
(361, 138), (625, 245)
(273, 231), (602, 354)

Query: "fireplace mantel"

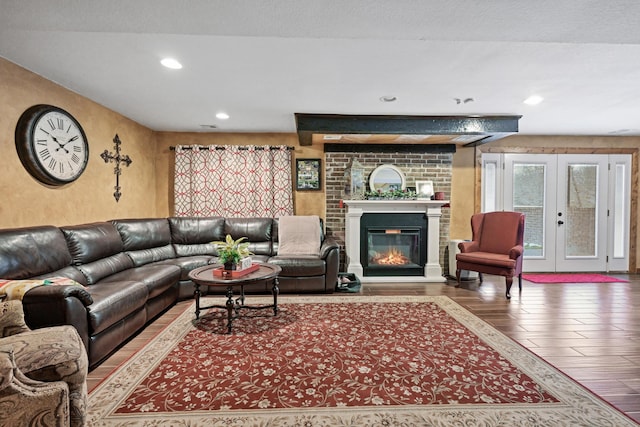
(344, 199), (448, 283)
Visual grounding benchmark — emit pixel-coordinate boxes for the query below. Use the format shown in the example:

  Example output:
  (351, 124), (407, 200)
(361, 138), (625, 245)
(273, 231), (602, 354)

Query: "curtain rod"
(170, 145), (294, 151)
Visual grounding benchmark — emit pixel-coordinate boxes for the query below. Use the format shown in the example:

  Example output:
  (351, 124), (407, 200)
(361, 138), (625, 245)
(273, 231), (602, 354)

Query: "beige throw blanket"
(277, 215), (321, 256)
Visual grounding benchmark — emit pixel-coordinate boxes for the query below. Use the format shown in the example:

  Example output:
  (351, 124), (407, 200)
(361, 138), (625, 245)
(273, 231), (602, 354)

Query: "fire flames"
(371, 247), (410, 265)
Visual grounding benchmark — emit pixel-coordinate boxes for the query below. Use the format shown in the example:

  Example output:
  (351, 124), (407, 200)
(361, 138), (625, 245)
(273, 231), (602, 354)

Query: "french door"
(482, 153), (631, 272)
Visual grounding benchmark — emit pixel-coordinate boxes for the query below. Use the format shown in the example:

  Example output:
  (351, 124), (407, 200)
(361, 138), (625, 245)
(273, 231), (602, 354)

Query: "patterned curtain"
(174, 145), (293, 217)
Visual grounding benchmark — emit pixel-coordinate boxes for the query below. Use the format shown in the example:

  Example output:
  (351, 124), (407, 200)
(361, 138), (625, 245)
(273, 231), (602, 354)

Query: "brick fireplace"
(324, 149), (452, 278)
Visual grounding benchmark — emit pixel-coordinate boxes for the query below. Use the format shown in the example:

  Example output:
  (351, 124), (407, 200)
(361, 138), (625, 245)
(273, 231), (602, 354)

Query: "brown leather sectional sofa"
(0, 217), (339, 369)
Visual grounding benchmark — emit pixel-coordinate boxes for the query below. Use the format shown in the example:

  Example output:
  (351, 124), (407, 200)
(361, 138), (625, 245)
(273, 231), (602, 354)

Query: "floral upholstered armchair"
(0, 300), (88, 427)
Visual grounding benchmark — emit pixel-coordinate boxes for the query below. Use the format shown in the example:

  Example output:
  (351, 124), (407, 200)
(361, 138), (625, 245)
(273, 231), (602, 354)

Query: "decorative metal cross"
(100, 134), (132, 202)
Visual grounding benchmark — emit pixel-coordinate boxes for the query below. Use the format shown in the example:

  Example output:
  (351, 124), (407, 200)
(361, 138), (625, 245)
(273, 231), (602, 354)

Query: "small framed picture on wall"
(296, 159), (322, 191)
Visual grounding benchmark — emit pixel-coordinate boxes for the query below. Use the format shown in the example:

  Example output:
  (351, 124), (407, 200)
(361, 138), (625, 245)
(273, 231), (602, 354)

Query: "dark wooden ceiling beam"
(324, 143), (456, 153)
(294, 113), (521, 146)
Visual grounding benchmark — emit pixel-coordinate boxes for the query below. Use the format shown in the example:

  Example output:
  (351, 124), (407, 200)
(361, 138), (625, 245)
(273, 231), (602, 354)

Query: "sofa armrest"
(319, 237), (340, 259)
(0, 349), (69, 426)
(320, 237), (340, 293)
(0, 300), (30, 337)
(21, 286), (93, 352)
(0, 349), (14, 390)
(22, 284), (92, 307)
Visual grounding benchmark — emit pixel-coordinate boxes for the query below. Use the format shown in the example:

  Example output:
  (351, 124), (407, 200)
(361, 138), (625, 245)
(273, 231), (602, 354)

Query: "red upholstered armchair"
(456, 211), (525, 299)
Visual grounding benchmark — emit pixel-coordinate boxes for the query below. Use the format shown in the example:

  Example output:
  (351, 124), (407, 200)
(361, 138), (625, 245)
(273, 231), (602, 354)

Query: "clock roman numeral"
(73, 146), (82, 152)
(48, 158), (57, 170)
(39, 127), (50, 135)
(71, 153), (81, 164)
(39, 148), (51, 161)
(47, 118), (56, 130)
(58, 162), (65, 174)
(57, 118), (64, 129)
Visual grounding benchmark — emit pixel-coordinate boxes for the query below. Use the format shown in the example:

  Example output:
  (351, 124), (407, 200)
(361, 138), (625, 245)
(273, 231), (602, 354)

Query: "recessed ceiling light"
(523, 95), (544, 105)
(380, 96), (397, 103)
(216, 112), (230, 120)
(160, 58), (182, 69)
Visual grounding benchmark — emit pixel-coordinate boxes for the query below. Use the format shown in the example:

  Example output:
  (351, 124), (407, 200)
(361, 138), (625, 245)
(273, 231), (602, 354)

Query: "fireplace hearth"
(344, 200), (448, 283)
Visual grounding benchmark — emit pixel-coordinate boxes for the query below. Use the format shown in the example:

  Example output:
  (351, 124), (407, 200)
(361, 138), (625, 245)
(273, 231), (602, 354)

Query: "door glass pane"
(513, 164), (544, 257)
(565, 164), (597, 257)
(614, 164), (626, 258)
(483, 161), (497, 212)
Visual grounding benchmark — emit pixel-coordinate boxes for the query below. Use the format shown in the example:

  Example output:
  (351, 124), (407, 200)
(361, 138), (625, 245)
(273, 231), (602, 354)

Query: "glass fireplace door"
(360, 212), (428, 277)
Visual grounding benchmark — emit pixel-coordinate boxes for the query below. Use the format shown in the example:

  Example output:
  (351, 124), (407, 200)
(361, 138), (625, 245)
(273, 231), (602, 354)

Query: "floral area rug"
(88, 296), (637, 426)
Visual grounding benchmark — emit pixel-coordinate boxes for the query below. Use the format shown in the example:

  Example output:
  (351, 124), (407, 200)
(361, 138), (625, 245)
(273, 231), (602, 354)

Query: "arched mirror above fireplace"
(369, 164), (405, 192)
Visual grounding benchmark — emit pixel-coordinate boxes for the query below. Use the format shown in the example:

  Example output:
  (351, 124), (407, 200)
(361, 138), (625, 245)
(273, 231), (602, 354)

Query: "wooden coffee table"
(188, 263), (281, 333)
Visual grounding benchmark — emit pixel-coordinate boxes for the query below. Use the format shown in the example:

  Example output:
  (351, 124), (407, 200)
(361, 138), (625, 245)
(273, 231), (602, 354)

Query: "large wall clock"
(15, 104), (89, 186)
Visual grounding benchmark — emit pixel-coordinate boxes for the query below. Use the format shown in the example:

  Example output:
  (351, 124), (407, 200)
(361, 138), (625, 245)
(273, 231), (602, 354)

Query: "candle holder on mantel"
(343, 158), (366, 200)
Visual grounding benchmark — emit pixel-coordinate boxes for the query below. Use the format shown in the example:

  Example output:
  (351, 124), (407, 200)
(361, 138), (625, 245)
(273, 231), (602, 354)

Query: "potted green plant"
(212, 234), (253, 270)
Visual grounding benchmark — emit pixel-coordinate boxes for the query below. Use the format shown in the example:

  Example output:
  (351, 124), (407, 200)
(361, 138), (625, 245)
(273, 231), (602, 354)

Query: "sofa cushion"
(456, 251), (516, 269)
(172, 243), (217, 258)
(168, 217), (224, 257)
(268, 256), (325, 276)
(125, 245), (176, 267)
(85, 281), (148, 335)
(76, 253), (134, 286)
(113, 219), (172, 251)
(101, 264), (181, 299)
(0, 226), (72, 279)
(224, 218), (273, 256)
(113, 219), (176, 266)
(158, 256), (213, 281)
(61, 222), (124, 264)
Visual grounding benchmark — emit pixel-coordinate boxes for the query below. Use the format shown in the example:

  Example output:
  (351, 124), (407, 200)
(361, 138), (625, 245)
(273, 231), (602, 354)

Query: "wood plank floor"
(88, 274), (640, 423)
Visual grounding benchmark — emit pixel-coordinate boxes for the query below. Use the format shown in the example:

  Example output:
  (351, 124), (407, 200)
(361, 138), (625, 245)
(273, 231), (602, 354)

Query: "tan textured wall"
(0, 58), (158, 228)
(450, 146), (477, 240)
(153, 132), (326, 218)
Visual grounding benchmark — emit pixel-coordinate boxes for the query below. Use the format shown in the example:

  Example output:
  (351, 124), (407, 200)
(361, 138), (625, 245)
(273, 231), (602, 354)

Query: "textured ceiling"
(1, 0), (640, 136)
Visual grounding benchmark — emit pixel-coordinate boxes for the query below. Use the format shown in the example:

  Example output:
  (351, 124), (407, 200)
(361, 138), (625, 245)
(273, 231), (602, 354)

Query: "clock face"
(15, 105), (89, 186)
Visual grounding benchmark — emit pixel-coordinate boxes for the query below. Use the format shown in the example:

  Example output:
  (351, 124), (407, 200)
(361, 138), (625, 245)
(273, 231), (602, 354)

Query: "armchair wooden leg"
(478, 272), (483, 285)
(518, 273), (523, 291)
(505, 277), (513, 299)
(455, 269), (461, 287)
